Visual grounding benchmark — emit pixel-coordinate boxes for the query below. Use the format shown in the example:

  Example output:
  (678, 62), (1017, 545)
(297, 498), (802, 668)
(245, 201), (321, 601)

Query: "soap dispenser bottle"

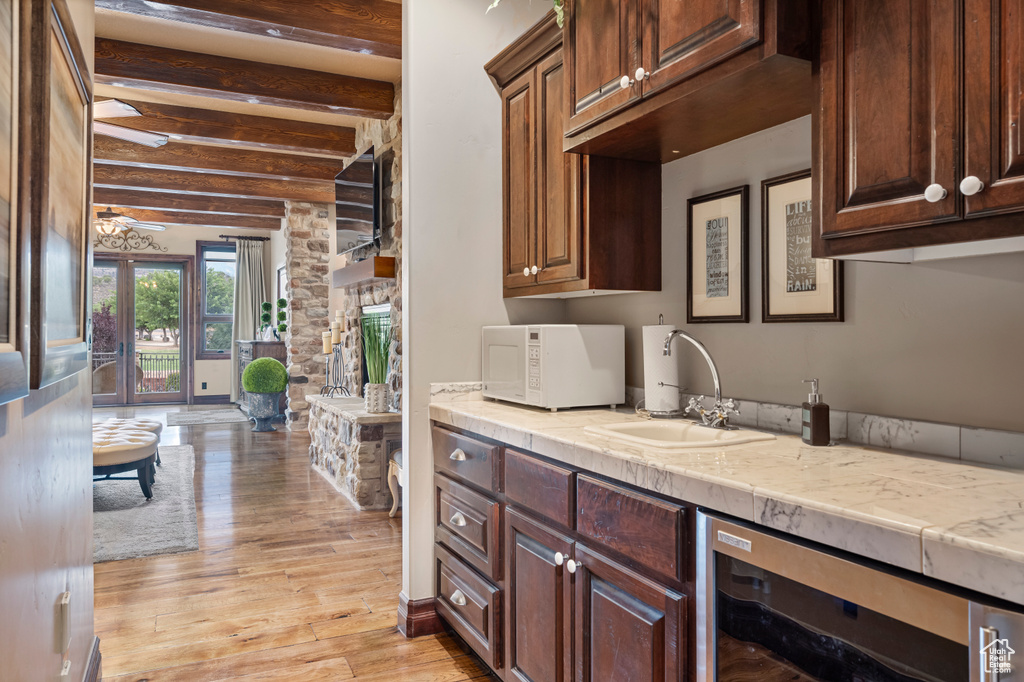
(801, 379), (830, 446)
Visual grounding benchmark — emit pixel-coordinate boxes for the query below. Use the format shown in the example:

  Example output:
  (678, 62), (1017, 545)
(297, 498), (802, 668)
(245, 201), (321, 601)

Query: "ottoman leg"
(138, 463), (154, 499)
(388, 460), (400, 518)
(156, 446), (161, 466)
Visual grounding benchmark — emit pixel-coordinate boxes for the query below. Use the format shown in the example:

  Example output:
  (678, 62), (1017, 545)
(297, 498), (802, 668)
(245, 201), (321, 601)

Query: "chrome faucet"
(663, 329), (739, 429)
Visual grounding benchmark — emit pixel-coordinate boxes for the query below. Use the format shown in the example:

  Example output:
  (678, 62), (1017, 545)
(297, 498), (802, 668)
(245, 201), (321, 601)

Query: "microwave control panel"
(527, 327), (542, 404)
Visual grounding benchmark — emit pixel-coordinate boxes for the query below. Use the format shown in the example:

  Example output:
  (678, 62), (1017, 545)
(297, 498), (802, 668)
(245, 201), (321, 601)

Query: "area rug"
(166, 408), (251, 426)
(93, 445), (199, 563)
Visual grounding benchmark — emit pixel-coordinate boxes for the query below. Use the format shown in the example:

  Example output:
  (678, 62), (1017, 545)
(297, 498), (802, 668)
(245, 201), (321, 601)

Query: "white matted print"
(762, 170), (843, 322)
(687, 185), (748, 323)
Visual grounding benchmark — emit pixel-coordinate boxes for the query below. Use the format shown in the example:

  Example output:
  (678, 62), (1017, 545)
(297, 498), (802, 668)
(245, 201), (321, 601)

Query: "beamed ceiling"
(92, 0), (401, 232)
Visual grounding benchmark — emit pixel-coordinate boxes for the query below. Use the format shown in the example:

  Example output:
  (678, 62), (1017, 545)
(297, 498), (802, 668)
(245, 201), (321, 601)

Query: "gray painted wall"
(565, 116), (1024, 432)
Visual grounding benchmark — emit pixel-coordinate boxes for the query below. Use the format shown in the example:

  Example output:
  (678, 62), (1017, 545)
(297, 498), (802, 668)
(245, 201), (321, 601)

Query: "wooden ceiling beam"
(94, 137), (346, 181)
(94, 165), (334, 203)
(95, 206), (282, 231)
(93, 187), (285, 217)
(95, 38), (395, 118)
(95, 0), (402, 60)
(95, 99), (356, 157)
(335, 183), (374, 206)
(336, 204), (373, 222)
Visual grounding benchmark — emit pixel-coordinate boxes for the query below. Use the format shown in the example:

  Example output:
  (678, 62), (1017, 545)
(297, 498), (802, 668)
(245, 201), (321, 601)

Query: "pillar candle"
(322, 331), (333, 354)
(331, 321), (342, 345)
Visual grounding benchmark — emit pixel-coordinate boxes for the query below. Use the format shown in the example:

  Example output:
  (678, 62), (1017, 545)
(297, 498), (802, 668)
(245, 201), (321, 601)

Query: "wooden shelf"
(332, 256), (396, 288)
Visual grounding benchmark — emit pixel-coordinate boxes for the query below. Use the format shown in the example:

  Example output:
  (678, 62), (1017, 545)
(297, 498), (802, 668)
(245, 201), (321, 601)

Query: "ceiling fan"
(94, 207), (167, 235)
(93, 99), (168, 148)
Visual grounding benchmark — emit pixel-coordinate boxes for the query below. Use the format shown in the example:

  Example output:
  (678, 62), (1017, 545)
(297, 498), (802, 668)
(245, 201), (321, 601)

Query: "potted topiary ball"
(242, 357), (288, 432)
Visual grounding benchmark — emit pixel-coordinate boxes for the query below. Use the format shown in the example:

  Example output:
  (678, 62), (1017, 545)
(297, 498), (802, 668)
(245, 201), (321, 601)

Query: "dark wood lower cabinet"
(506, 508), (575, 682)
(573, 543), (687, 682)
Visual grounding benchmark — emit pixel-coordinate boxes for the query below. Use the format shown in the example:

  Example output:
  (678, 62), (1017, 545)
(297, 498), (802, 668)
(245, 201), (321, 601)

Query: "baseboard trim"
(194, 394), (231, 405)
(397, 594), (443, 638)
(82, 636), (101, 682)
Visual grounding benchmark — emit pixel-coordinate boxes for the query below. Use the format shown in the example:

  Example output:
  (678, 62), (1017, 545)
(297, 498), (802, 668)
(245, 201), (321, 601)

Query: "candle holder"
(320, 343), (351, 398)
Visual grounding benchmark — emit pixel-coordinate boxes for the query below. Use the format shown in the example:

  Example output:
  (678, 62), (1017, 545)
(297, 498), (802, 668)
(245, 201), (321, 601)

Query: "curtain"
(230, 240), (268, 402)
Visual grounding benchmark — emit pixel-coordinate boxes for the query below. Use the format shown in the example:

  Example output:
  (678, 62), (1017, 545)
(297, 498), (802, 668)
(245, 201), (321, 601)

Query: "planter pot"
(364, 383), (390, 413)
(248, 391), (283, 431)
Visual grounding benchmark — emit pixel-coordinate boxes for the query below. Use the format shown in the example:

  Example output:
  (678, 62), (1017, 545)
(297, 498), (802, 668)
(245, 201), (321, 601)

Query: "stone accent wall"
(283, 202), (332, 425)
(337, 85), (403, 411)
(307, 396), (401, 510)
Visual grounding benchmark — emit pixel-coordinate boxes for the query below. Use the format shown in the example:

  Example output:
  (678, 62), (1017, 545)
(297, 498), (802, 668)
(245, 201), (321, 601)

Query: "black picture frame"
(24, 0), (91, 389)
(761, 169), (844, 323)
(0, 0), (27, 405)
(686, 185), (749, 324)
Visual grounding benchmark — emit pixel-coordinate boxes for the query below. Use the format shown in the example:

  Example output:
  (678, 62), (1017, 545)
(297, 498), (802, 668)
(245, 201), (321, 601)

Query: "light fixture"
(94, 207), (124, 235)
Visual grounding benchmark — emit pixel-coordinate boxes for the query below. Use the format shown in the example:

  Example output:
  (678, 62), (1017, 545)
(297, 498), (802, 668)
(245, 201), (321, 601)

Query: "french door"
(92, 256), (191, 406)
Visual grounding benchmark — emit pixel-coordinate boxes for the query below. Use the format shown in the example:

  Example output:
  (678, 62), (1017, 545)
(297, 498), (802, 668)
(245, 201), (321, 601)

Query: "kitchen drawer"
(435, 543), (503, 671)
(576, 475), (686, 584)
(435, 473), (502, 581)
(432, 426), (502, 494)
(505, 448), (574, 528)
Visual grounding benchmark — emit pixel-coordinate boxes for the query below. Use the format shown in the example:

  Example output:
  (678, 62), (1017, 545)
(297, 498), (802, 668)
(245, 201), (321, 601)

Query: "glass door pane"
(91, 260), (125, 404)
(131, 262), (185, 402)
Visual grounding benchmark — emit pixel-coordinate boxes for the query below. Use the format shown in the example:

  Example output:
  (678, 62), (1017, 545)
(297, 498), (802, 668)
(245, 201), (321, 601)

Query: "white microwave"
(481, 325), (625, 411)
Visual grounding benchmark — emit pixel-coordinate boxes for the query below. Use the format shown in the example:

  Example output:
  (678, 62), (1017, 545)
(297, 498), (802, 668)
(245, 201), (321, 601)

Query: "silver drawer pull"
(449, 448), (467, 462)
(450, 589), (467, 607)
(449, 512), (467, 527)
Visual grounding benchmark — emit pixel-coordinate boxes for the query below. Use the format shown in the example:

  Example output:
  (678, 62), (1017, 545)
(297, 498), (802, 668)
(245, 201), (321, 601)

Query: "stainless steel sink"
(584, 420), (776, 450)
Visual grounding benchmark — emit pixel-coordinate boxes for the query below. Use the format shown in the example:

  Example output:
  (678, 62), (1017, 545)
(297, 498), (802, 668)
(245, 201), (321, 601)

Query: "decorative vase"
(248, 391), (283, 431)
(364, 383), (390, 413)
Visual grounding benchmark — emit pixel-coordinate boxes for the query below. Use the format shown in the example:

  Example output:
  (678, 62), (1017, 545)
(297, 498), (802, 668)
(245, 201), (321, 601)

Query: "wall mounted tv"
(336, 146), (380, 257)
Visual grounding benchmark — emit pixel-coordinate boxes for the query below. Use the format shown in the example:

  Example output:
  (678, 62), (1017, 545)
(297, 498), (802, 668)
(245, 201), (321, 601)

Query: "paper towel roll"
(643, 324), (681, 414)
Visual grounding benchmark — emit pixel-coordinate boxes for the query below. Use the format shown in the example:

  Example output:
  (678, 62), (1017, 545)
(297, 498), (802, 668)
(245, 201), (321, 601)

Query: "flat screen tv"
(336, 146), (379, 256)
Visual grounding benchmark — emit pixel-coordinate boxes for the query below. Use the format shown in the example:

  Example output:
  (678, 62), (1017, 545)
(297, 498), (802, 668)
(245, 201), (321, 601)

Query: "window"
(197, 243), (235, 359)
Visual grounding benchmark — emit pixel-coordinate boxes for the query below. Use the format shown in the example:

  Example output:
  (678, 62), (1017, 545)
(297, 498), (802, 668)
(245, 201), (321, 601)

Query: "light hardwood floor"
(93, 405), (492, 681)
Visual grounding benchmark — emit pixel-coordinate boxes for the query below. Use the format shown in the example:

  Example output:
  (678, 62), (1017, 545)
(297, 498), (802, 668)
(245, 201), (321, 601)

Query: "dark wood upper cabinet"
(573, 543), (687, 682)
(487, 12), (661, 298)
(506, 508), (575, 682)
(814, 0), (1024, 257)
(963, 0), (1024, 219)
(562, 0), (811, 162)
(643, 0), (761, 96)
(564, 0), (642, 133)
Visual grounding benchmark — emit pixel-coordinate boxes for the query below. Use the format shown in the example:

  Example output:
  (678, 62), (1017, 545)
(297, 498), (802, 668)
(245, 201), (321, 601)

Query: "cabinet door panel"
(536, 51), (583, 284)
(963, 0), (1024, 217)
(506, 508), (574, 682)
(503, 69), (537, 290)
(565, 0), (642, 133)
(817, 0), (959, 240)
(573, 544), (686, 682)
(643, 0), (760, 95)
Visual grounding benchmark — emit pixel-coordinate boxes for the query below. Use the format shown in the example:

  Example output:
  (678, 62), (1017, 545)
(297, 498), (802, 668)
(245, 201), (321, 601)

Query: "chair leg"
(155, 445), (161, 466)
(388, 461), (400, 518)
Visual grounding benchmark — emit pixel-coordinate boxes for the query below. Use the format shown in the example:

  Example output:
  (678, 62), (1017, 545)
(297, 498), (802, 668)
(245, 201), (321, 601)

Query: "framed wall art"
(761, 170), (843, 323)
(687, 185), (749, 323)
(25, 0), (91, 388)
(0, 0), (28, 405)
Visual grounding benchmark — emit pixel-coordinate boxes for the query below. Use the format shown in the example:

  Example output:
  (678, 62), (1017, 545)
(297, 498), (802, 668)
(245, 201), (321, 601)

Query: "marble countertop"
(429, 398), (1024, 605)
(306, 394), (402, 424)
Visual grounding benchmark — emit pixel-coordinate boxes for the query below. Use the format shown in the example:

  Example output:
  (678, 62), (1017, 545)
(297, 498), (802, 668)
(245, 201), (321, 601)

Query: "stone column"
(283, 201), (331, 426)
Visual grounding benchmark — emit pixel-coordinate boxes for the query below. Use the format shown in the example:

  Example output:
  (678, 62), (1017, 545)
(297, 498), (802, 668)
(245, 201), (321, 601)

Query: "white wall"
(402, 0), (565, 601)
(565, 116), (1024, 432)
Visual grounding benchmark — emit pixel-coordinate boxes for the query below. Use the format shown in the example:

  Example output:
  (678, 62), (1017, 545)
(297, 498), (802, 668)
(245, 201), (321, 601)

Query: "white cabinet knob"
(523, 267), (530, 277)
(449, 448), (466, 462)
(554, 552), (564, 566)
(449, 589), (467, 607)
(635, 67), (649, 81)
(959, 176), (985, 196)
(530, 265), (539, 275)
(619, 75), (634, 90)
(567, 559), (582, 574)
(923, 183), (947, 203)
(449, 512), (467, 527)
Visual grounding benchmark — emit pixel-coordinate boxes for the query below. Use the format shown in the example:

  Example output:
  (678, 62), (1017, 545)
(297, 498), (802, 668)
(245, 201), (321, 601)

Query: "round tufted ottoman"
(92, 429), (158, 499)
(96, 417), (164, 465)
